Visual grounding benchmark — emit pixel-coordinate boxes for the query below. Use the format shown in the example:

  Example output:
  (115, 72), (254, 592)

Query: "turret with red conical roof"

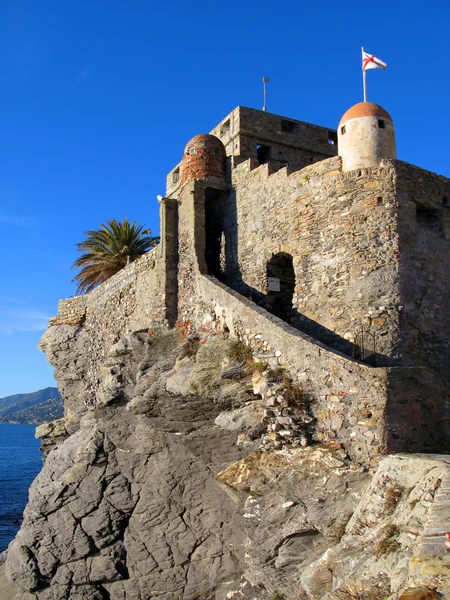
(337, 101), (396, 172)
(180, 134), (226, 186)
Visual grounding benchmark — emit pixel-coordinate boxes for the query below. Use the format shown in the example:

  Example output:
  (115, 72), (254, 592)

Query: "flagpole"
(263, 76), (269, 112)
(362, 47), (367, 102)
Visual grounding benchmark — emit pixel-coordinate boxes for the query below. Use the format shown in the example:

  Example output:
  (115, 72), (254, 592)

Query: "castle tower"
(180, 134), (226, 186)
(338, 102), (396, 172)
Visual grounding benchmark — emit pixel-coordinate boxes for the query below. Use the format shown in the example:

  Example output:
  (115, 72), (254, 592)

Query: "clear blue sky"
(0, 0), (449, 397)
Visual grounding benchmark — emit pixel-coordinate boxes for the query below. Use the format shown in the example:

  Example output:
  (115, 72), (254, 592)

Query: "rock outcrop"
(3, 327), (450, 599)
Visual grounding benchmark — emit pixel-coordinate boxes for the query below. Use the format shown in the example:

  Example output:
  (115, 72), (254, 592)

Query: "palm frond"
(71, 218), (159, 294)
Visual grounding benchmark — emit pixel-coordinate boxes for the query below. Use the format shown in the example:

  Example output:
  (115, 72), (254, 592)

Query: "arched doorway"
(266, 253), (295, 322)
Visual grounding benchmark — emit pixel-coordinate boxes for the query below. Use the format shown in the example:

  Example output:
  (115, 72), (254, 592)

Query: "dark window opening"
(220, 119), (230, 136)
(281, 119), (299, 134)
(341, 125), (346, 135)
(377, 196), (383, 205)
(378, 119), (385, 129)
(416, 205), (444, 234)
(443, 196), (448, 206)
(265, 253), (295, 323)
(172, 168), (180, 183)
(328, 131), (338, 145)
(256, 144), (271, 164)
(204, 188), (226, 279)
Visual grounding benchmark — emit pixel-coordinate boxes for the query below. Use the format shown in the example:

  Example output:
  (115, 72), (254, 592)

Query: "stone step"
(416, 535), (449, 558)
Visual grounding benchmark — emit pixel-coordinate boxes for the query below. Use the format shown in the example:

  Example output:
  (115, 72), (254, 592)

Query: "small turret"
(180, 134), (226, 186)
(338, 102), (396, 172)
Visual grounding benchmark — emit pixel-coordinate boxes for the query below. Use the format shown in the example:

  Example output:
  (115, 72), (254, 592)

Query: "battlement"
(233, 153), (342, 180)
(166, 106), (338, 196)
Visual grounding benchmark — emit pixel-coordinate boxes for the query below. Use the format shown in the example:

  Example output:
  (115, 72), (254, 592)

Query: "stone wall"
(48, 198), (180, 406)
(50, 296), (87, 326)
(194, 275), (447, 460)
(218, 156), (401, 362)
(53, 246), (165, 407)
(158, 157), (450, 455)
(395, 161), (450, 375)
(166, 107), (450, 378)
(210, 106), (338, 171)
(174, 179), (228, 329)
(53, 245), (164, 331)
(167, 106), (338, 196)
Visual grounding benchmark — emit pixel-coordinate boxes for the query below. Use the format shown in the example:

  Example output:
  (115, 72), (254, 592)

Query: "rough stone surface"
(48, 106), (450, 453)
(28, 105), (450, 598)
(0, 565), (33, 600)
(7, 333), (251, 599)
(4, 330), (450, 599)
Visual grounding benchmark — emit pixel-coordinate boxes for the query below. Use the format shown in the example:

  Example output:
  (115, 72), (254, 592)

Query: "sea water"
(0, 424), (42, 552)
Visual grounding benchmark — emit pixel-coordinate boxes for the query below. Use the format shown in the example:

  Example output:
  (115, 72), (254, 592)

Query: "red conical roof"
(339, 102), (393, 127)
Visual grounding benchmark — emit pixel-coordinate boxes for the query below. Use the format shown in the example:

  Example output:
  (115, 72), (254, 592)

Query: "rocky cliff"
(1, 326), (449, 599)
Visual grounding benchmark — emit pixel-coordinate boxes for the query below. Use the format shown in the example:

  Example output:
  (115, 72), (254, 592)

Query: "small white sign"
(267, 277), (280, 292)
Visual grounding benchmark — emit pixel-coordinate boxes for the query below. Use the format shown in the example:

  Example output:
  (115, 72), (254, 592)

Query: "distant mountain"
(0, 388), (63, 424)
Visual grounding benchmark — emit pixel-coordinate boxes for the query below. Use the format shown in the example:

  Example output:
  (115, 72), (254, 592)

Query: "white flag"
(362, 50), (387, 71)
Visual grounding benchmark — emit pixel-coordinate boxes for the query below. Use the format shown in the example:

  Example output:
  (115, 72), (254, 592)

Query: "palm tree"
(72, 218), (159, 294)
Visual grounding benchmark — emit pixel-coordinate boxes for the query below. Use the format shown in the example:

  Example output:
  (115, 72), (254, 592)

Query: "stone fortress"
(4, 101), (450, 600)
(51, 101), (450, 462)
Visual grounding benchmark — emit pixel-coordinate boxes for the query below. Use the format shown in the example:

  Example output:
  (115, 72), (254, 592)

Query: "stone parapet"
(194, 275), (447, 459)
(48, 244), (168, 405)
(196, 275), (386, 463)
(50, 245), (161, 326)
(49, 296), (87, 326)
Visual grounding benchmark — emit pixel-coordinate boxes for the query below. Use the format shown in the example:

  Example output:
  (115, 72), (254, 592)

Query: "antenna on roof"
(262, 77), (270, 112)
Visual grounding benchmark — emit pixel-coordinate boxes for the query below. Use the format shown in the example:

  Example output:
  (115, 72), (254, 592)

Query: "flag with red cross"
(362, 50), (387, 71)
